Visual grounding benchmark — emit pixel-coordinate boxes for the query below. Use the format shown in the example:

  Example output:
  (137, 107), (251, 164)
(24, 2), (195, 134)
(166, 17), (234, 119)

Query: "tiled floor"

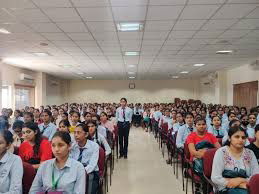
(109, 127), (189, 194)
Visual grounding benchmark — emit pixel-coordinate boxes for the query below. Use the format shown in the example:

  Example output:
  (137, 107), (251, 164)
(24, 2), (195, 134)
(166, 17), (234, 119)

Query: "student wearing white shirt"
(0, 130), (23, 194)
(247, 113), (257, 138)
(159, 109), (173, 131)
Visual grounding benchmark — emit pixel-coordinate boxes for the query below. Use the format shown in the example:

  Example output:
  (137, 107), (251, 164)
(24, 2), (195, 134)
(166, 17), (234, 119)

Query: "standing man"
(116, 98), (133, 159)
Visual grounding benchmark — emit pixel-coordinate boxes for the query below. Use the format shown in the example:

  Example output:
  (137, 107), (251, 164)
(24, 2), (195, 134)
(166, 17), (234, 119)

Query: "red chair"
(22, 162), (36, 194)
(98, 147), (107, 194)
(203, 148), (219, 194)
(248, 138), (255, 143)
(248, 174), (259, 194)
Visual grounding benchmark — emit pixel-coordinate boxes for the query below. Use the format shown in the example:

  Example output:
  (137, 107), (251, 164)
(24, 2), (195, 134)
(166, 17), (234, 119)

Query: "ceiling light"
(216, 50), (233, 54)
(194, 63), (205, 67)
(86, 76), (93, 79)
(128, 72), (136, 75)
(0, 28), (11, 34)
(124, 51), (140, 56)
(129, 76), (135, 79)
(117, 23), (144, 32)
(172, 76), (179, 79)
(77, 72), (84, 75)
(32, 52), (49, 57)
(128, 64), (136, 68)
(180, 71), (189, 74)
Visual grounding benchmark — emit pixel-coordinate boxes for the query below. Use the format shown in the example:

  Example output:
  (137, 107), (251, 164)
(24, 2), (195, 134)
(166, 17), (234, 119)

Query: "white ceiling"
(0, 0), (259, 80)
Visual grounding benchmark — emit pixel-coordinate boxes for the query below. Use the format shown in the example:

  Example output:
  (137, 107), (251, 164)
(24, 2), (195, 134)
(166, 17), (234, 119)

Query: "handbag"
(222, 167), (248, 179)
(219, 188), (248, 194)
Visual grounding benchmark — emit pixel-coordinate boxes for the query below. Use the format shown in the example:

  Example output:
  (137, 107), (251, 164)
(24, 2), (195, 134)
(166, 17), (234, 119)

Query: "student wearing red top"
(187, 118), (221, 161)
(19, 122), (52, 169)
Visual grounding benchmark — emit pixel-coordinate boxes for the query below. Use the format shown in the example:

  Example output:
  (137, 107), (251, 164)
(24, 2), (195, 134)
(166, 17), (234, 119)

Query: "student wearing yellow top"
(69, 111), (81, 133)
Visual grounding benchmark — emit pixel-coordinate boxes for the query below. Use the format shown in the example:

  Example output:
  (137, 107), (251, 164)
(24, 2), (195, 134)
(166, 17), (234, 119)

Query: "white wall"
(199, 77), (216, 104)
(226, 64), (259, 105)
(67, 79), (200, 103)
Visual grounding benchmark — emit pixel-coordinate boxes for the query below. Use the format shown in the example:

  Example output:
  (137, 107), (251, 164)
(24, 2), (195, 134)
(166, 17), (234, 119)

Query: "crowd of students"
(1, 101), (259, 193)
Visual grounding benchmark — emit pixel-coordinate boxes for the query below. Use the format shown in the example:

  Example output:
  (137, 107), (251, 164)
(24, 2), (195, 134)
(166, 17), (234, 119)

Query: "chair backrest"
(203, 148), (218, 178)
(161, 123), (168, 133)
(98, 147), (105, 177)
(22, 162), (37, 193)
(217, 138), (223, 146)
(184, 143), (190, 162)
(248, 138), (255, 143)
(248, 174), (259, 194)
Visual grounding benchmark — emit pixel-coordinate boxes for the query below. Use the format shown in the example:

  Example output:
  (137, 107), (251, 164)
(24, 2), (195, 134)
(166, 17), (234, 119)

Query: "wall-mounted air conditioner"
(20, 73), (35, 81)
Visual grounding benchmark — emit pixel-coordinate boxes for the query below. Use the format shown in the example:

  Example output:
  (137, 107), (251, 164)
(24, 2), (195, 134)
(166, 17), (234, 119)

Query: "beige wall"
(199, 77), (216, 104)
(226, 64), (259, 105)
(67, 79), (200, 103)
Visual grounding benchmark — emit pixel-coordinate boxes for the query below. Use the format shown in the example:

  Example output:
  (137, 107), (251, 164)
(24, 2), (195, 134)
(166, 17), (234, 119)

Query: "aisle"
(109, 127), (187, 194)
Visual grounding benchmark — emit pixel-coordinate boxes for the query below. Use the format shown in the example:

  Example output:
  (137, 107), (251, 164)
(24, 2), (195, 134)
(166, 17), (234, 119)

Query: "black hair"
(15, 110), (22, 117)
(248, 113), (257, 118)
(12, 120), (24, 130)
(92, 114), (100, 121)
(23, 122), (42, 156)
(255, 124), (259, 134)
(76, 123), (89, 133)
(83, 111), (91, 118)
(52, 131), (71, 145)
(185, 112), (194, 118)
(0, 130), (14, 145)
(229, 119), (241, 128)
(195, 118), (206, 125)
(250, 107), (258, 114)
(70, 111), (80, 118)
(62, 112), (68, 118)
(224, 126), (248, 146)
(228, 112), (236, 118)
(100, 112), (108, 117)
(85, 120), (99, 144)
(211, 115), (222, 123)
(240, 114), (248, 120)
(42, 109), (52, 116)
(24, 112), (34, 118)
(59, 119), (70, 128)
(52, 108), (58, 112)
(120, 97), (127, 103)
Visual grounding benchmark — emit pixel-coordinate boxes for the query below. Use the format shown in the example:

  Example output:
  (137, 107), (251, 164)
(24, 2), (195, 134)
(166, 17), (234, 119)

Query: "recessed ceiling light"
(172, 76), (179, 79)
(180, 71), (189, 74)
(3, 58), (30, 65)
(129, 76), (135, 79)
(86, 76), (93, 79)
(216, 50), (233, 54)
(128, 64), (136, 68)
(117, 23), (144, 32)
(124, 51), (140, 56)
(77, 72), (84, 75)
(0, 28), (11, 34)
(59, 64), (72, 68)
(128, 72), (136, 75)
(194, 63), (205, 67)
(32, 52), (49, 57)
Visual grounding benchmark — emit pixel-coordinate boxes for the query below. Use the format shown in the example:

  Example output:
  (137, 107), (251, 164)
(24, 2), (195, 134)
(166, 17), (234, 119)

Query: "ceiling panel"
(112, 6), (147, 21)
(147, 6), (184, 20)
(180, 5), (220, 19)
(77, 7), (113, 21)
(43, 8), (81, 22)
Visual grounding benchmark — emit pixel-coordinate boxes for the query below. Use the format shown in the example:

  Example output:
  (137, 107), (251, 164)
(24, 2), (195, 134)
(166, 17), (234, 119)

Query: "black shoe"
(119, 155), (123, 159)
(124, 155), (127, 159)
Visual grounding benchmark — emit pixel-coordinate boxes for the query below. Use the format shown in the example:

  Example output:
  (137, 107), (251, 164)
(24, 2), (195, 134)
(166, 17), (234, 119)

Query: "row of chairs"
(20, 126), (120, 194)
(150, 119), (259, 194)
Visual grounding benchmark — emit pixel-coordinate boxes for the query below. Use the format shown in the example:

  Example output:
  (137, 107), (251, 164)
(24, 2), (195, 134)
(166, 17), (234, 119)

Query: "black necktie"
(123, 108), (126, 121)
(189, 127), (194, 132)
(78, 148), (85, 162)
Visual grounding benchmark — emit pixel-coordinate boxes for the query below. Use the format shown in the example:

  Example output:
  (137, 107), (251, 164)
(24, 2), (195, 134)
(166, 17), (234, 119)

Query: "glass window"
(15, 85), (35, 109)
(1, 85), (12, 108)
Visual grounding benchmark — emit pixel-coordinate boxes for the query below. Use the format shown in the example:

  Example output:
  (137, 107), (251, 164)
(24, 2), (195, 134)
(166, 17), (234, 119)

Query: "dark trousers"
(88, 171), (99, 194)
(118, 121), (130, 156)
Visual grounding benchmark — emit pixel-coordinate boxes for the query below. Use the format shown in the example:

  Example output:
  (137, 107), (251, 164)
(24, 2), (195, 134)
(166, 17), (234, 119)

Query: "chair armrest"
(202, 173), (219, 194)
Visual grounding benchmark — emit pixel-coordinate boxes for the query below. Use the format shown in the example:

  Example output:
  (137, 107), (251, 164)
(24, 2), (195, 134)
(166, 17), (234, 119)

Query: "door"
(233, 81), (258, 110)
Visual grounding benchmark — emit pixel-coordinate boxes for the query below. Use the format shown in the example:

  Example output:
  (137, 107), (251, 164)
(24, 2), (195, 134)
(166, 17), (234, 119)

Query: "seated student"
(70, 124), (99, 194)
(92, 114), (107, 138)
(187, 118), (221, 161)
(246, 124), (259, 164)
(69, 111), (81, 134)
(143, 109), (151, 132)
(211, 126), (259, 193)
(206, 109), (218, 126)
(0, 116), (9, 133)
(87, 120), (111, 156)
(38, 109), (57, 141)
(61, 112), (69, 121)
(100, 112), (114, 133)
(13, 109), (24, 123)
(176, 112), (195, 149)
(33, 109), (42, 125)
(208, 115), (228, 138)
(83, 112), (92, 124)
(172, 112), (185, 135)
(0, 130), (23, 193)
(159, 109), (173, 131)
(11, 120), (24, 148)
(222, 112), (237, 132)
(247, 113), (257, 138)
(58, 119), (75, 145)
(171, 110), (177, 124)
(19, 122), (53, 169)
(23, 112), (34, 123)
(153, 105), (163, 138)
(29, 131), (85, 194)
(240, 114), (249, 130)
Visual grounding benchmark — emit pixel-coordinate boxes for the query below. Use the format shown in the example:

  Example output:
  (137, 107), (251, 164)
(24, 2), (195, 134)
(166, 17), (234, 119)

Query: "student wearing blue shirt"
(159, 109), (173, 131)
(176, 112), (195, 149)
(247, 113), (257, 138)
(172, 112), (185, 136)
(208, 115), (227, 138)
(38, 109), (57, 141)
(116, 98), (133, 159)
(222, 112), (237, 132)
(206, 109), (217, 127)
(70, 124), (99, 194)
(0, 130), (23, 194)
(153, 106), (162, 138)
(30, 131), (85, 194)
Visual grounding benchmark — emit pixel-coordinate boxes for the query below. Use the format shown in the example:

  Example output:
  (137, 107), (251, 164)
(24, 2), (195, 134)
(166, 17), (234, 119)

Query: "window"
(1, 85), (12, 108)
(15, 85), (35, 109)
